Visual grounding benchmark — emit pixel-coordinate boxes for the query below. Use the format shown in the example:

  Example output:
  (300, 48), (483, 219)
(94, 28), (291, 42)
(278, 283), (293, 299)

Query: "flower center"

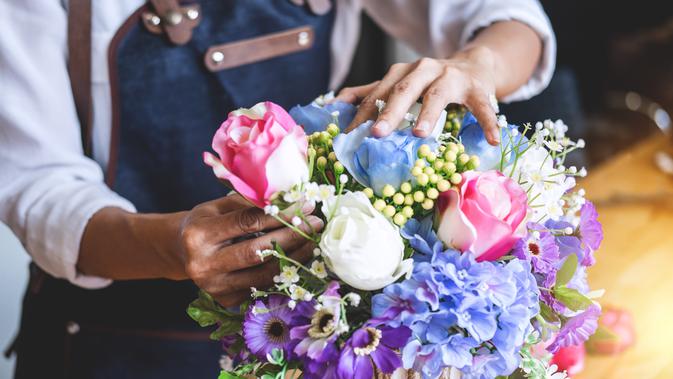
(264, 317), (288, 344)
(308, 309), (336, 338)
(528, 242), (540, 255)
(353, 327), (382, 356)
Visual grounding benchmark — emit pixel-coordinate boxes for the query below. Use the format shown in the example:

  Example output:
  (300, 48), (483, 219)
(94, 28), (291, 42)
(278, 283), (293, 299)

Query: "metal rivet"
(66, 321), (80, 335)
(186, 9), (199, 20)
(297, 31), (310, 46)
(211, 51), (225, 63)
(149, 14), (161, 26)
(165, 11), (183, 26)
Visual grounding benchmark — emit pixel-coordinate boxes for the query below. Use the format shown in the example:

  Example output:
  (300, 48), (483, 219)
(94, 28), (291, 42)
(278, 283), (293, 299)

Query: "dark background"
(343, 1), (673, 167)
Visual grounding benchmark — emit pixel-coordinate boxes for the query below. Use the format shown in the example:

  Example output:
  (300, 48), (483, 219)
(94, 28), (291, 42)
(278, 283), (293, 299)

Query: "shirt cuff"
(25, 182), (136, 289)
(459, 2), (557, 103)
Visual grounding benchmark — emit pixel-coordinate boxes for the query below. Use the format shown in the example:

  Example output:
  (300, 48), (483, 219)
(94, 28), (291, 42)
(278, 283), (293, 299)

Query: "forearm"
(459, 20), (542, 99)
(78, 207), (187, 281)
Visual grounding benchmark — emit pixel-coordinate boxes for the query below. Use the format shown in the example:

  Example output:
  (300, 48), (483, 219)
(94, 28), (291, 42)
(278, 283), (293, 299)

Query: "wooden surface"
(578, 135), (673, 379)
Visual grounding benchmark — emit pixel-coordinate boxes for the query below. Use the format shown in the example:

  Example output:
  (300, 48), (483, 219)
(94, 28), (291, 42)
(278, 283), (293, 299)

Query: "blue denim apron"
(12, 1), (334, 378)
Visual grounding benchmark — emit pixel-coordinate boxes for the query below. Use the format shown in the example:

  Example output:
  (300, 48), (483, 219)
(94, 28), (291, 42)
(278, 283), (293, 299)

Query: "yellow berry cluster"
(443, 108), (466, 137)
(365, 141), (479, 226)
(308, 123), (345, 184)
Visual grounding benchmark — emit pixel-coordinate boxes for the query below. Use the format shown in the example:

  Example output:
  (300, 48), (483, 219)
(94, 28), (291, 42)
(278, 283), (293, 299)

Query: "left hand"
(336, 46), (501, 145)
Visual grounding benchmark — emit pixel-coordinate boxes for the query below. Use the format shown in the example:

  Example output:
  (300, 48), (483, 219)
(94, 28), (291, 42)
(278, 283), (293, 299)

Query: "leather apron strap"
(67, 0), (93, 157)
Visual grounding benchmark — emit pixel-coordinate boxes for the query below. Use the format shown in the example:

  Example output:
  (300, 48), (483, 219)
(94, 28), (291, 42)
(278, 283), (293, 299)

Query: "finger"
(334, 81), (380, 104)
(466, 88), (500, 145)
(414, 71), (467, 137)
(197, 193), (252, 215)
(345, 63), (412, 133)
(213, 206), (285, 241)
(219, 241), (316, 293)
(212, 216), (323, 272)
(373, 59), (441, 137)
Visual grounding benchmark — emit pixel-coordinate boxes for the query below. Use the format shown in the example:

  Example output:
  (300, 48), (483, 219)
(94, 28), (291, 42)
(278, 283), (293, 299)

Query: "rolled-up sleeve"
(362, 0), (556, 102)
(0, 1), (134, 288)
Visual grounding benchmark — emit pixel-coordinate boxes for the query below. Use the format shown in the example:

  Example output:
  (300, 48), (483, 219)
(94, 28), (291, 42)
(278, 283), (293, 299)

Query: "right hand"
(178, 194), (323, 307)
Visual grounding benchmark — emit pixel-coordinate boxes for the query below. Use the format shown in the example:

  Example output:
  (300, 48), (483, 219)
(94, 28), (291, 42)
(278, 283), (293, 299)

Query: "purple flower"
(302, 342), (340, 379)
(242, 295), (298, 360)
(513, 223), (560, 274)
(578, 201), (603, 266)
(291, 282), (342, 362)
(220, 334), (249, 365)
(548, 304), (601, 353)
(337, 323), (411, 379)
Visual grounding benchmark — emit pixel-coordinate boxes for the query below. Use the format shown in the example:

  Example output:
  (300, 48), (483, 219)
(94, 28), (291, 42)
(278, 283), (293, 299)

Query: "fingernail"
(306, 216), (325, 230)
(414, 121), (430, 134)
(373, 120), (390, 135)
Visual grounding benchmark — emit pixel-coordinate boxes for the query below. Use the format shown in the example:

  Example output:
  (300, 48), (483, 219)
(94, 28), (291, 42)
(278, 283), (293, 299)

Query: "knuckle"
(424, 85), (446, 102)
(416, 57), (436, 70)
(185, 259), (207, 281)
(360, 96), (378, 110)
(180, 224), (205, 252)
(388, 62), (406, 74)
(392, 81), (411, 95)
(440, 65), (462, 79)
(236, 208), (263, 234)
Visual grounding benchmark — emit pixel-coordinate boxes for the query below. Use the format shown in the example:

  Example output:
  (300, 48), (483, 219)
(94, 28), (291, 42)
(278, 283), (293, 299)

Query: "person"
(0, 0), (555, 378)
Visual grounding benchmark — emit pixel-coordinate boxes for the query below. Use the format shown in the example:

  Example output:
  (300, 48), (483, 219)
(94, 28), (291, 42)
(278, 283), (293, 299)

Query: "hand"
(178, 195), (322, 307)
(336, 46), (501, 145)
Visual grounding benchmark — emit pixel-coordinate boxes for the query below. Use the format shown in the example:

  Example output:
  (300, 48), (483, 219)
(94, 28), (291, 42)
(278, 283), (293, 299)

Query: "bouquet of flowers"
(191, 94), (604, 379)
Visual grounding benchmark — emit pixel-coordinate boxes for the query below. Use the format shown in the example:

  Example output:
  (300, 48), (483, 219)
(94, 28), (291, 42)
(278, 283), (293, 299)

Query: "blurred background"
(2, 1), (673, 378)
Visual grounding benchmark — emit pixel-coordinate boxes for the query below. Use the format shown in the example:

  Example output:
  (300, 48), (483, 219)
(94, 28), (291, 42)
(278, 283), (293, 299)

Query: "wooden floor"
(578, 135), (673, 379)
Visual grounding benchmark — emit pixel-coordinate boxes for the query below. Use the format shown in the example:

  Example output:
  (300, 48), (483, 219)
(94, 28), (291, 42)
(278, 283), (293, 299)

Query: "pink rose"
(551, 344), (585, 376)
(436, 170), (528, 261)
(203, 101), (309, 208)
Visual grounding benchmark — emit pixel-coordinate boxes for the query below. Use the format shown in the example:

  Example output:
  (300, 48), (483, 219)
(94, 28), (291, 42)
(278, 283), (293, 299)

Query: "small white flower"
(256, 249), (275, 260)
(275, 266), (300, 285)
(568, 166), (577, 174)
(497, 115), (508, 128)
(335, 320), (349, 334)
(564, 226), (574, 235)
(546, 364), (568, 379)
(535, 121), (543, 130)
(576, 138), (586, 148)
(544, 140), (564, 152)
(318, 184), (336, 201)
(283, 189), (304, 204)
(345, 292), (361, 307)
(331, 110), (340, 117)
(339, 174), (348, 184)
(312, 248), (322, 257)
(264, 205), (280, 216)
(404, 112), (417, 122)
(375, 99), (386, 112)
(578, 167), (587, 177)
(289, 284), (312, 302)
(543, 119), (554, 129)
(291, 216), (302, 226)
(287, 300), (297, 310)
(310, 260), (328, 279)
(219, 355), (234, 371)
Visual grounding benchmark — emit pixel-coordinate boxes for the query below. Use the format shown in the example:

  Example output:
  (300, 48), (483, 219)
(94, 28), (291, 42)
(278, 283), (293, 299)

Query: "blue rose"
(459, 112), (527, 171)
(333, 121), (438, 195)
(289, 100), (357, 134)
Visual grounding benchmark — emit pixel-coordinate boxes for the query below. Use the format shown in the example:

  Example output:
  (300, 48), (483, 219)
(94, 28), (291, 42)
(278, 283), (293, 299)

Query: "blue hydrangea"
(289, 100), (356, 134)
(374, 226), (540, 379)
(459, 112), (527, 171)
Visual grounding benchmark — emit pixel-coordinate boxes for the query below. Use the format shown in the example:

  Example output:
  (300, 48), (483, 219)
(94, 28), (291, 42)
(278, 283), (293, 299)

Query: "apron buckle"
(142, 0), (201, 45)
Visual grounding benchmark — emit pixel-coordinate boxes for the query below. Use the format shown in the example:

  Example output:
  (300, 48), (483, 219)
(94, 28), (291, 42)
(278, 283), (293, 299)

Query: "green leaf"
(187, 290), (240, 327)
(209, 319), (243, 340)
(555, 254), (578, 287)
(553, 286), (593, 311)
(218, 370), (244, 379)
(261, 375), (275, 379)
(539, 301), (560, 323)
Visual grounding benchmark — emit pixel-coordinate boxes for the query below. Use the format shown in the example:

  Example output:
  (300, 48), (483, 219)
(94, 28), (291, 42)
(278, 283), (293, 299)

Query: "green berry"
(417, 173), (429, 186)
(363, 188), (374, 198)
(393, 193), (405, 205)
(450, 173), (462, 184)
(383, 205), (396, 218)
(400, 182), (412, 194)
(413, 191), (425, 203)
(422, 198), (434, 210)
(373, 199), (386, 211)
(427, 188), (439, 200)
(382, 184), (396, 198)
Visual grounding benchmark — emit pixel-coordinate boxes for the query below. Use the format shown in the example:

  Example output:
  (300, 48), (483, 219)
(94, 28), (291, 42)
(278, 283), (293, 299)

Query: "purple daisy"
(578, 201), (603, 266)
(302, 342), (340, 379)
(513, 223), (560, 274)
(242, 295), (298, 360)
(337, 323), (411, 379)
(547, 304), (601, 353)
(291, 281), (343, 362)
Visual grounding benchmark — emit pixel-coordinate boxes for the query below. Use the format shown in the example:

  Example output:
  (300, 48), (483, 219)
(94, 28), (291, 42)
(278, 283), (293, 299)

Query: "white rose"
(319, 191), (412, 291)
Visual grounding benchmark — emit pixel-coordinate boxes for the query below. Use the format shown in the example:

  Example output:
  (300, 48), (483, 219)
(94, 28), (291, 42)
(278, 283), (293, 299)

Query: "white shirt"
(0, 0), (555, 288)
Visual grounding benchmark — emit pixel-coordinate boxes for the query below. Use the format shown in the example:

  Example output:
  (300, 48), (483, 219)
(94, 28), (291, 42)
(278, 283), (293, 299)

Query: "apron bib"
(12, 1), (334, 378)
